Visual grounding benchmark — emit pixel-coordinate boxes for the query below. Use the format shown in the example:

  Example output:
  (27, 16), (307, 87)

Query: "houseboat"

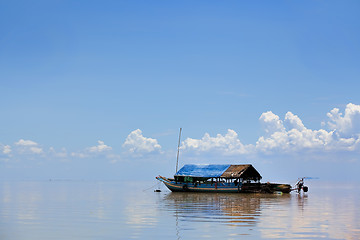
(156, 164), (299, 193)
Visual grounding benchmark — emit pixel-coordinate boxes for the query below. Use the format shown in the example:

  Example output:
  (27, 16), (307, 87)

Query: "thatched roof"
(221, 164), (262, 180)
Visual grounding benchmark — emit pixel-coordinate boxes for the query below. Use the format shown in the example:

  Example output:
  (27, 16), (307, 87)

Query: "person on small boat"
(297, 180), (304, 193)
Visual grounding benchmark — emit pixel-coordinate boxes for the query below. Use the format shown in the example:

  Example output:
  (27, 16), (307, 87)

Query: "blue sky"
(1, 1), (360, 182)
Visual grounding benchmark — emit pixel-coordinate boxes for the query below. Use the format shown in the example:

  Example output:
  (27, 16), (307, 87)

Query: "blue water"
(1, 181), (359, 239)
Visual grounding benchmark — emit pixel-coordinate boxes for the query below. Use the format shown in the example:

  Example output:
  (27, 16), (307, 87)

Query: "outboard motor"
(293, 177), (309, 193)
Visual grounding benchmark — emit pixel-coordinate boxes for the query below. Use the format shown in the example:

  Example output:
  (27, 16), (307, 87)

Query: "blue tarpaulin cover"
(175, 164), (231, 178)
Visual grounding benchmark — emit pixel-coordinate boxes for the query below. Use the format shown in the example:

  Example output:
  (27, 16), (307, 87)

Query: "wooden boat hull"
(156, 176), (291, 193)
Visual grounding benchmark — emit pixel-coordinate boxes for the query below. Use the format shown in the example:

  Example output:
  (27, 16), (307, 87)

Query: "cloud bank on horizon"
(1, 103), (360, 163)
(182, 103), (360, 156)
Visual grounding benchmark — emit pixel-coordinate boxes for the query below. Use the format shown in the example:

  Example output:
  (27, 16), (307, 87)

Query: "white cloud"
(88, 140), (112, 153)
(255, 128), (338, 153)
(29, 146), (43, 154)
(3, 139), (117, 162)
(14, 139), (43, 154)
(70, 140), (120, 160)
(2, 103), (359, 164)
(182, 129), (253, 155)
(106, 153), (122, 164)
(256, 105), (360, 154)
(15, 139), (38, 146)
(326, 103), (360, 138)
(71, 152), (87, 158)
(2, 145), (11, 154)
(49, 147), (68, 158)
(259, 111), (285, 134)
(284, 112), (306, 131)
(181, 104), (360, 157)
(123, 129), (161, 154)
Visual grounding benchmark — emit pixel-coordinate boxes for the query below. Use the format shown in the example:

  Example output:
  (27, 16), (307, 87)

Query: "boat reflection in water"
(159, 192), (291, 227)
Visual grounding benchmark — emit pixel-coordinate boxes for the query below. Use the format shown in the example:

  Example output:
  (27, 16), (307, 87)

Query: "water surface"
(1, 181), (359, 239)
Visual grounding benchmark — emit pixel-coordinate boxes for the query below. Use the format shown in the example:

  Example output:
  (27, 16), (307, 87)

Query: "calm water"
(1, 181), (359, 240)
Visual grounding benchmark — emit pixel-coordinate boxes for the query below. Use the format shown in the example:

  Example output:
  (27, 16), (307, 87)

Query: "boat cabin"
(174, 164), (262, 184)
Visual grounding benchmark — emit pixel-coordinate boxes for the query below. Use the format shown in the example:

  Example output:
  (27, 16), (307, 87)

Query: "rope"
(142, 182), (161, 192)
